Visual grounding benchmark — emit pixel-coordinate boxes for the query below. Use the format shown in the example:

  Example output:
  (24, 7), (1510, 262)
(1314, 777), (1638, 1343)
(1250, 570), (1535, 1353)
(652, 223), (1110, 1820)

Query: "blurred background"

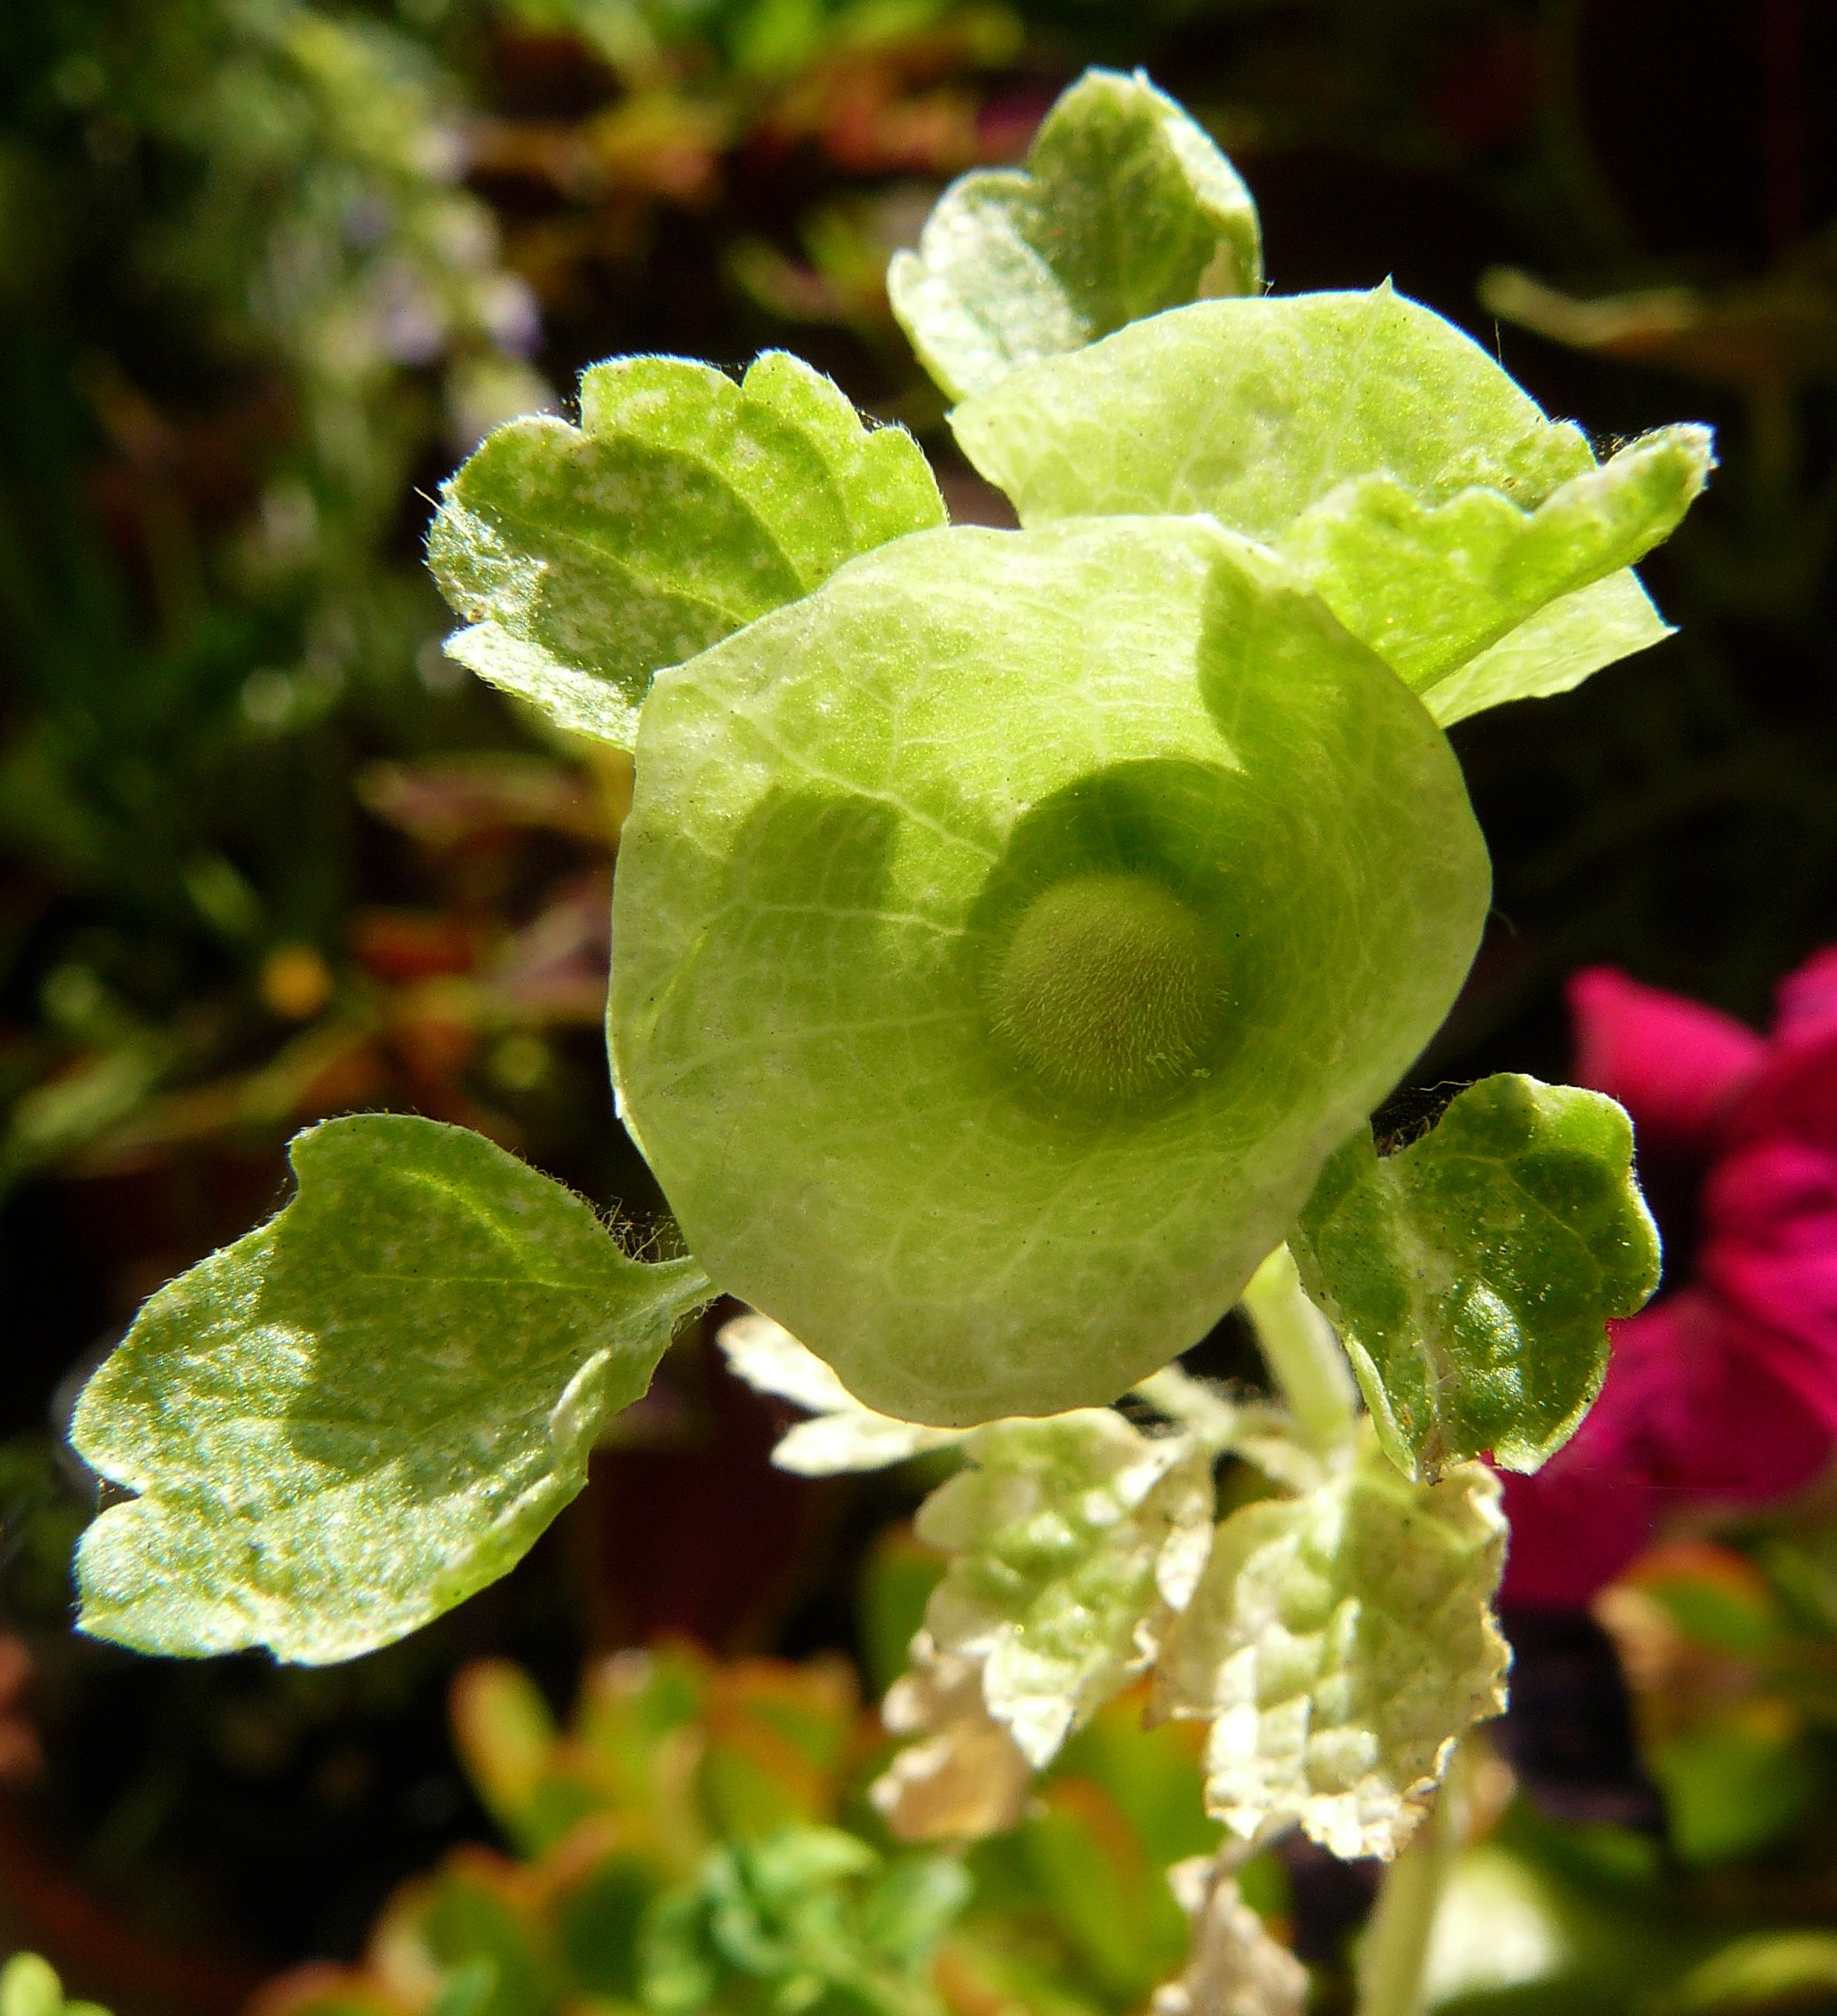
(2, 2), (1836, 2012)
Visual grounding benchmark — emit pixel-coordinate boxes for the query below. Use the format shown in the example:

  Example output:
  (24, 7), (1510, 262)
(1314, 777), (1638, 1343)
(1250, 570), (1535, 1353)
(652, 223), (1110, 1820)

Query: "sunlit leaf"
(889, 67), (1260, 401)
(915, 1411), (1215, 1767)
(952, 288), (1594, 535)
(428, 350), (945, 745)
(1277, 424), (1712, 702)
(73, 1116), (709, 1662)
(1154, 1432), (1509, 1859)
(951, 288), (1708, 718)
(1291, 1075), (1661, 1480)
(1418, 570), (1671, 727)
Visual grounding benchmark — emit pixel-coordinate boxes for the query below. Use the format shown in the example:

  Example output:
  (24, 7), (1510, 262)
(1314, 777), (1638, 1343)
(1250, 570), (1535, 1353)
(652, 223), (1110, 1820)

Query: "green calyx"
(611, 514), (1492, 1425)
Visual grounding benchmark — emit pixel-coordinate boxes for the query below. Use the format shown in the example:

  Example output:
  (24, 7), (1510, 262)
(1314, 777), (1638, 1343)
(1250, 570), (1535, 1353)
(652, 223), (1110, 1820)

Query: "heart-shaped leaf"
(428, 350), (944, 745)
(889, 68), (1260, 402)
(1290, 1074), (1662, 1480)
(73, 1115), (710, 1662)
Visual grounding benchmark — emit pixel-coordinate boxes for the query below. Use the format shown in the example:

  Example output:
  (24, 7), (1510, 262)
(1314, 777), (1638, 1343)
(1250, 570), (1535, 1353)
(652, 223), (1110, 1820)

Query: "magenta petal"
(1698, 1140), (1837, 1434)
(1499, 1455), (1658, 1608)
(1775, 946), (1837, 1041)
(1617, 1288), (1836, 1500)
(1498, 1302), (1668, 1607)
(1567, 967), (1764, 1151)
(1728, 1024), (1837, 1155)
(1501, 1286), (1837, 1608)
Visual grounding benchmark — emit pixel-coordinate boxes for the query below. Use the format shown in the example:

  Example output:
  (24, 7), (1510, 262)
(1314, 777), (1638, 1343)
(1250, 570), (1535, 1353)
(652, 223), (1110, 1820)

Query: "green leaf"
(1290, 1075), (1661, 1480)
(716, 1310), (968, 1475)
(610, 515), (1490, 1424)
(0, 1958), (109, 2016)
(888, 67), (1261, 402)
(1154, 1431), (1509, 1860)
(951, 288), (1708, 715)
(1420, 569), (1671, 728)
(952, 289), (1594, 535)
(1676, 1933), (1837, 2013)
(1649, 1724), (1818, 1867)
(72, 1115), (709, 1662)
(915, 1411), (1215, 1767)
(428, 350), (946, 745)
(1277, 424), (1713, 700)
(642, 1827), (966, 2016)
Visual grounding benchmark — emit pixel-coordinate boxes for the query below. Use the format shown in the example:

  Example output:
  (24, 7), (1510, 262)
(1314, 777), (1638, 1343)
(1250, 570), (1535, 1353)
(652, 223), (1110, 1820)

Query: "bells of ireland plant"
(610, 514), (1491, 1425)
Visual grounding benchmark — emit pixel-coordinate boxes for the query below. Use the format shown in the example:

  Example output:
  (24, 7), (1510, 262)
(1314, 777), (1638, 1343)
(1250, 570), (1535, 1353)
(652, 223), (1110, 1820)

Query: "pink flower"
(1501, 951), (1837, 1606)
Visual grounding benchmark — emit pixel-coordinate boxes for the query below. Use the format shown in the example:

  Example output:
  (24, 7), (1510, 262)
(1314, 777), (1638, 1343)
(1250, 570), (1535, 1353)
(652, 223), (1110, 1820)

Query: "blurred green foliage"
(251, 1608), (1241, 2016)
(245, 1492), (1837, 2016)
(0, 1953), (110, 2016)
(0, 0), (1026, 1219)
(0, 0), (542, 1203)
(1428, 1512), (1837, 2016)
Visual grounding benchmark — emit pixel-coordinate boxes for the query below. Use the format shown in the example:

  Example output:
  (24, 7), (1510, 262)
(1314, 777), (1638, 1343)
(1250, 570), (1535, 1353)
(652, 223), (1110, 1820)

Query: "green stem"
(1355, 1746), (1467, 2016)
(1239, 1244), (1356, 1451)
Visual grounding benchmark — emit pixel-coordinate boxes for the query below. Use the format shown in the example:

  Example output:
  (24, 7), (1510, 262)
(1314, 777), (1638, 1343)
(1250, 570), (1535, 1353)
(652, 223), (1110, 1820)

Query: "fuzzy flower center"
(992, 871), (1223, 1100)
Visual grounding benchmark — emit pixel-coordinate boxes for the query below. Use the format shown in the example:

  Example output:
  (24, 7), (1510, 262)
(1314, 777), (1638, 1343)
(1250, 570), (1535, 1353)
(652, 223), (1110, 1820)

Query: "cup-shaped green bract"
(610, 516), (1491, 1425)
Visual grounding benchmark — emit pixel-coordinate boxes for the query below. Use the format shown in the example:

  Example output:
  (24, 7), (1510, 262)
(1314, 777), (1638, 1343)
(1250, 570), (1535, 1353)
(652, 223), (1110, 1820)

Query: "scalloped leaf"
(72, 1116), (709, 1662)
(1277, 423), (1713, 707)
(915, 1411), (1215, 1767)
(889, 67), (1260, 402)
(1290, 1074), (1661, 1481)
(1418, 569), (1671, 726)
(428, 350), (945, 745)
(951, 288), (1709, 720)
(1154, 1432), (1509, 1860)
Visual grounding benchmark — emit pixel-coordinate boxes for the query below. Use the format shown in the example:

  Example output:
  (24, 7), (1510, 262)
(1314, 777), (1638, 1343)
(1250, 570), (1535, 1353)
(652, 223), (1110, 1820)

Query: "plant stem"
(1239, 1244), (1357, 1451)
(1355, 1746), (1469, 2016)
